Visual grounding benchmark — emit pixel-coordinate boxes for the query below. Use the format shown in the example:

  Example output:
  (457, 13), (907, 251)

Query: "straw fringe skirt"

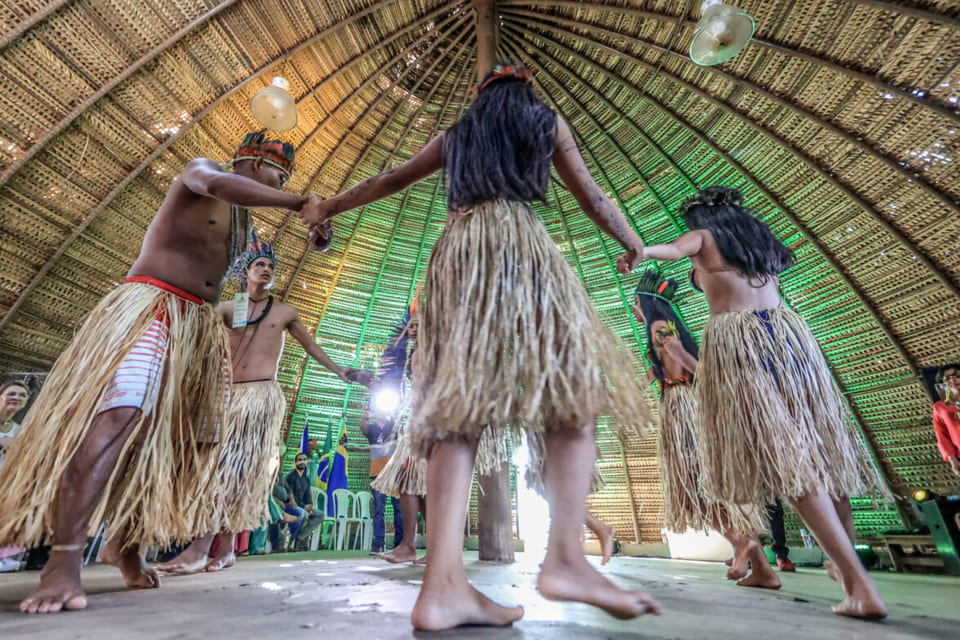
(658, 384), (765, 534)
(409, 200), (653, 464)
(372, 424), (509, 498)
(217, 380), (286, 532)
(523, 429), (605, 497)
(0, 282), (229, 549)
(371, 431), (426, 498)
(696, 307), (890, 505)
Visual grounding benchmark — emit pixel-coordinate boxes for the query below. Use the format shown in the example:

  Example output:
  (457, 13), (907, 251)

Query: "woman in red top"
(933, 364), (960, 477)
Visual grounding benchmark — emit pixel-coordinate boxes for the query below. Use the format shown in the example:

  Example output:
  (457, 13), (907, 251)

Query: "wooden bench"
(881, 534), (945, 574)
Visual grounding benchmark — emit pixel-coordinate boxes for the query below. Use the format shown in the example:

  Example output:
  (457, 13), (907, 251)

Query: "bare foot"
(411, 581), (524, 630)
(538, 556), (661, 620)
(380, 545), (417, 564)
(414, 555), (427, 565)
(727, 554), (750, 581)
(824, 559), (842, 583)
(204, 552), (235, 573)
(597, 524), (616, 566)
(728, 538), (759, 581)
(736, 563), (782, 590)
(154, 535), (214, 575)
(19, 549), (87, 614)
(101, 538), (160, 589)
(833, 594), (888, 620)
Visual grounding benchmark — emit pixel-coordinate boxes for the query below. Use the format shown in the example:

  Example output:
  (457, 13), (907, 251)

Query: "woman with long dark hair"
(639, 186), (890, 620)
(301, 61), (658, 630)
(632, 270), (772, 586)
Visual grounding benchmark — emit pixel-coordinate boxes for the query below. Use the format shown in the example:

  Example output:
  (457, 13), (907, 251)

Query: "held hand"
(616, 244), (643, 275)
(299, 194), (336, 230)
(344, 368), (376, 388)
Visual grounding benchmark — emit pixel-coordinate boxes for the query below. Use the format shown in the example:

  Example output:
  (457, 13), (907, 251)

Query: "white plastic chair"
(354, 490), (374, 550)
(308, 487), (329, 551)
(85, 524), (105, 566)
(332, 489), (361, 550)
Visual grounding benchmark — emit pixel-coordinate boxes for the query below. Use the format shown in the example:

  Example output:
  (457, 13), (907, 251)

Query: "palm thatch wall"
(1, 0), (959, 543)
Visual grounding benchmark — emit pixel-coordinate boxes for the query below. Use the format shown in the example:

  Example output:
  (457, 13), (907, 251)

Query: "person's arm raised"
(299, 134), (444, 230)
(641, 231), (704, 263)
(179, 158), (309, 211)
(286, 310), (350, 383)
(551, 117), (644, 273)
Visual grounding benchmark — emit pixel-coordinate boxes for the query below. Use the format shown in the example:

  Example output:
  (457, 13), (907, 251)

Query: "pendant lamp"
(689, 0), (755, 66)
(250, 77), (298, 132)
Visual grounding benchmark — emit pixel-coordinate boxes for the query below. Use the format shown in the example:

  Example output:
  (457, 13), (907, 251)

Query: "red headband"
(471, 64), (535, 98)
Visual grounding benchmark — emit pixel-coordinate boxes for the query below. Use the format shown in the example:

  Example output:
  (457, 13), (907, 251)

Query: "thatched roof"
(1, 1), (958, 541)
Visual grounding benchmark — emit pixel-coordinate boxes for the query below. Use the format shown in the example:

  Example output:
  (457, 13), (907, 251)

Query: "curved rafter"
(501, 12), (960, 302)
(0, 0), (72, 50)
(501, 8), (960, 222)
(499, 0), (960, 122)
(321, 44), (477, 425)
(0, 0), (461, 336)
(504, 18), (921, 377)
(280, 11), (472, 300)
(264, 5), (471, 254)
(505, 22), (917, 502)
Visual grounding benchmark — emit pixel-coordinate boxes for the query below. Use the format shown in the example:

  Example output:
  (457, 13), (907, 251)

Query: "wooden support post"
(471, 0), (514, 563)
(618, 433), (641, 544)
(474, 0), (498, 79)
(477, 462), (515, 562)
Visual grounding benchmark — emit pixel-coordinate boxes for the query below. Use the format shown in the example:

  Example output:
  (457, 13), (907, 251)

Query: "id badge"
(232, 292), (249, 328)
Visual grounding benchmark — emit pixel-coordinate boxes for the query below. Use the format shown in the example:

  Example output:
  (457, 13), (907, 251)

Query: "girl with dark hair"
(301, 61), (658, 629)
(632, 271), (772, 587)
(639, 186), (891, 620)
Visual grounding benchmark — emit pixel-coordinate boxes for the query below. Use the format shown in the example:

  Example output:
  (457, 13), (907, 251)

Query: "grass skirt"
(371, 430), (426, 498)
(696, 307), (890, 505)
(373, 424), (522, 498)
(0, 281), (229, 549)
(658, 384), (766, 534)
(217, 380), (286, 532)
(523, 429), (605, 497)
(409, 200), (653, 466)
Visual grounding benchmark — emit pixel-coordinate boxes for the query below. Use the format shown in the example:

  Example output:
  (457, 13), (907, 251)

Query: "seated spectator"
(0, 381), (30, 572)
(285, 453), (325, 550)
(934, 364), (960, 478)
(0, 381), (29, 465)
(249, 471), (300, 554)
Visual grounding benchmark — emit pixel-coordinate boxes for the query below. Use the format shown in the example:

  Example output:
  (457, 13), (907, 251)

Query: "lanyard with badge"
(232, 292), (250, 328)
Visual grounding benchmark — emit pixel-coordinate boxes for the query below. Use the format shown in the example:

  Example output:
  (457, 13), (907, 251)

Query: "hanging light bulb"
(250, 77), (298, 132)
(689, 0), (756, 67)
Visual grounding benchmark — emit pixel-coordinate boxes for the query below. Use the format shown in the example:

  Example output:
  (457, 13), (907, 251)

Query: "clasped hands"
(298, 194), (334, 240)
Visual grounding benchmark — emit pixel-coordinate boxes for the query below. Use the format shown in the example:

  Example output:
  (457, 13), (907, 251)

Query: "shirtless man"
(0, 132), (322, 613)
(157, 238), (372, 574)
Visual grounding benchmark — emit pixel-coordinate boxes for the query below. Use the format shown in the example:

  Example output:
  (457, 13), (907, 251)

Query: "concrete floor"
(0, 551), (957, 639)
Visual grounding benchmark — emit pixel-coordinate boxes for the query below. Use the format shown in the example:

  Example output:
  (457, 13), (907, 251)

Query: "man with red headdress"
(0, 132), (324, 613)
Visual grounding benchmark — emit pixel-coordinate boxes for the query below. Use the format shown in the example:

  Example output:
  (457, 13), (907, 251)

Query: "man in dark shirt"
(361, 408), (403, 553)
(284, 453), (324, 551)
